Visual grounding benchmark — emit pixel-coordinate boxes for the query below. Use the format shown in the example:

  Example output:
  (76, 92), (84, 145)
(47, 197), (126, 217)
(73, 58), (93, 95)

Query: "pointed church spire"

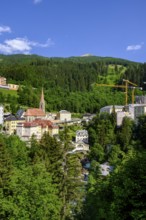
(39, 87), (45, 113)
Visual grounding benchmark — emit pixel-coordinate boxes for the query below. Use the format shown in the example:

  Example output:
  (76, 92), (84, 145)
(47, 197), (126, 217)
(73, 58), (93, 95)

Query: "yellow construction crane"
(95, 79), (141, 105)
(123, 79), (137, 105)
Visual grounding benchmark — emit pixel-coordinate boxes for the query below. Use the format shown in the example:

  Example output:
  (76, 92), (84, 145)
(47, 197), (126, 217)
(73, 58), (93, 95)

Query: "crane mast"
(95, 80), (139, 105)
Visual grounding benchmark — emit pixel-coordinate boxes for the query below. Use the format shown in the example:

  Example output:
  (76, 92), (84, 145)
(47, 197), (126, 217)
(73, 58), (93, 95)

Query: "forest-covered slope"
(0, 54), (145, 113)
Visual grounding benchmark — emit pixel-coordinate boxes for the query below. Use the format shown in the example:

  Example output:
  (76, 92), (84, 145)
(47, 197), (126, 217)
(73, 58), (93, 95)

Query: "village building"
(0, 76), (19, 90)
(16, 119), (59, 142)
(8, 83), (19, 90)
(24, 88), (46, 122)
(46, 112), (57, 121)
(0, 76), (6, 85)
(75, 130), (88, 143)
(116, 111), (132, 126)
(70, 130), (89, 153)
(73, 140), (89, 152)
(24, 108), (46, 122)
(100, 162), (113, 176)
(116, 103), (146, 126)
(135, 95), (146, 104)
(82, 113), (96, 123)
(16, 89), (59, 141)
(57, 110), (71, 121)
(4, 114), (25, 135)
(100, 105), (124, 114)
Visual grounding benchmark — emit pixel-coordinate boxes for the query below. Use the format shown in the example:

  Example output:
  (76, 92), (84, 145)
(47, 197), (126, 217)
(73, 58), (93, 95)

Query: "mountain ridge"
(0, 54), (141, 65)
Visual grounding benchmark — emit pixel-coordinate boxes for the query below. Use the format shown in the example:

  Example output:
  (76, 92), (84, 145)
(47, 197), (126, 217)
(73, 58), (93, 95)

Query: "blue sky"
(0, 0), (146, 62)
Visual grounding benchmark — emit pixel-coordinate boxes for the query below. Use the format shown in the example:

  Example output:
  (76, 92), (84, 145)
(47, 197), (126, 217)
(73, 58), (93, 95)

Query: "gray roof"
(16, 109), (25, 119)
(5, 114), (25, 121)
(76, 130), (88, 135)
(59, 110), (70, 113)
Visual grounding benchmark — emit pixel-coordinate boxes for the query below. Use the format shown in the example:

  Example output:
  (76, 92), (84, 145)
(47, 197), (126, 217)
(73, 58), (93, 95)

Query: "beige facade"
(16, 119), (59, 142)
(0, 76), (6, 85)
(8, 83), (19, 90)
(57, 110), (71, 121)
(4, 116), (25, 135)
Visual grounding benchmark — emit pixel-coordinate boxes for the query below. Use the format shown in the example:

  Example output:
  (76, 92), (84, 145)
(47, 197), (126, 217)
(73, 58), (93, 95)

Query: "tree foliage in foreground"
(1, 113), (146, 219)
(79, 114), (146, 220)
(0, 134), (62, 220)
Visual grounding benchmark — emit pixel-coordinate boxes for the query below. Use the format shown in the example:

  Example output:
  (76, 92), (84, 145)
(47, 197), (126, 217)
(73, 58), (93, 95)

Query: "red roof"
(21, 119), (58, 129)
(24, 108), (46, 117)
(22, 122), (38, 127)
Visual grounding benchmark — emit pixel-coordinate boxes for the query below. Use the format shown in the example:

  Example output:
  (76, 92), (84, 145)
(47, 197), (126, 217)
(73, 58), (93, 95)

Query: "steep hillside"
(0, 54), (138, 88)
(0, 54), (145, 113)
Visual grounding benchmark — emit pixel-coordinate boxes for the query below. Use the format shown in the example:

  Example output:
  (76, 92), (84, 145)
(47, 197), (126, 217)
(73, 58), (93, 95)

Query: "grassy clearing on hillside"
(0, 88), (18, 97)
(98, 65), (127, 84)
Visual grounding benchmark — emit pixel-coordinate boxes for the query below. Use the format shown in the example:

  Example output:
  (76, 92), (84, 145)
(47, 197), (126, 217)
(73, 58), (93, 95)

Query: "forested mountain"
(0, 54), (145, 113)
(1, 54), (146, 219)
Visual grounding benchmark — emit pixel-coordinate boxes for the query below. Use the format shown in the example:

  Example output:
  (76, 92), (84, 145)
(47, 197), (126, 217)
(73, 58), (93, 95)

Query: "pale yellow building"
(8, 83), (19, 90)
(4, 115), (25, 135)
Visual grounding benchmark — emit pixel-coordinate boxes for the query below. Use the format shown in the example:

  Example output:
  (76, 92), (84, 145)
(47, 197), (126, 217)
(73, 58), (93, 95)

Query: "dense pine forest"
(1, 54), (146, 219)
(0, 54), (146, 113)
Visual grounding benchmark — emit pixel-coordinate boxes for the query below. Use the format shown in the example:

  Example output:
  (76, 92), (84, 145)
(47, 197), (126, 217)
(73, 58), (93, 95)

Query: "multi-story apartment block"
(4, 115), (25, 135)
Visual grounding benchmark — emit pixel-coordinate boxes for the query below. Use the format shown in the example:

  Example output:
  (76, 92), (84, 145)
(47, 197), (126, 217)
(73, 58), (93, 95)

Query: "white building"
(57, 110), (71, 122)
(116, 111), (133, 126)
(0, 105), (4, 125)
(116, 103), (146, 126)
(135, 96), (146, 104)
(76, 130), (88, 143)
(125, 104), (146, 122)
(100, 162), (113, 176)
(100, 105), (124, 114)
(17, 119), (59, 142)
(75, 140), (89, 151)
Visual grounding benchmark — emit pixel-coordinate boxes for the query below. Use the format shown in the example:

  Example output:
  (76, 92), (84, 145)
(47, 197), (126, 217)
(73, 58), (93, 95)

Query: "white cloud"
(0, 37), (54, 54)
(0, 25), (11, 35)
(33, 0), (42, 4)
(126, 43), (143, 51)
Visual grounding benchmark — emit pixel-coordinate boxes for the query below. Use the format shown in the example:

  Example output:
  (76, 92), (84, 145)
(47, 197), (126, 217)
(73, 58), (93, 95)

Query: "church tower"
(39, 88), (45, 113)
